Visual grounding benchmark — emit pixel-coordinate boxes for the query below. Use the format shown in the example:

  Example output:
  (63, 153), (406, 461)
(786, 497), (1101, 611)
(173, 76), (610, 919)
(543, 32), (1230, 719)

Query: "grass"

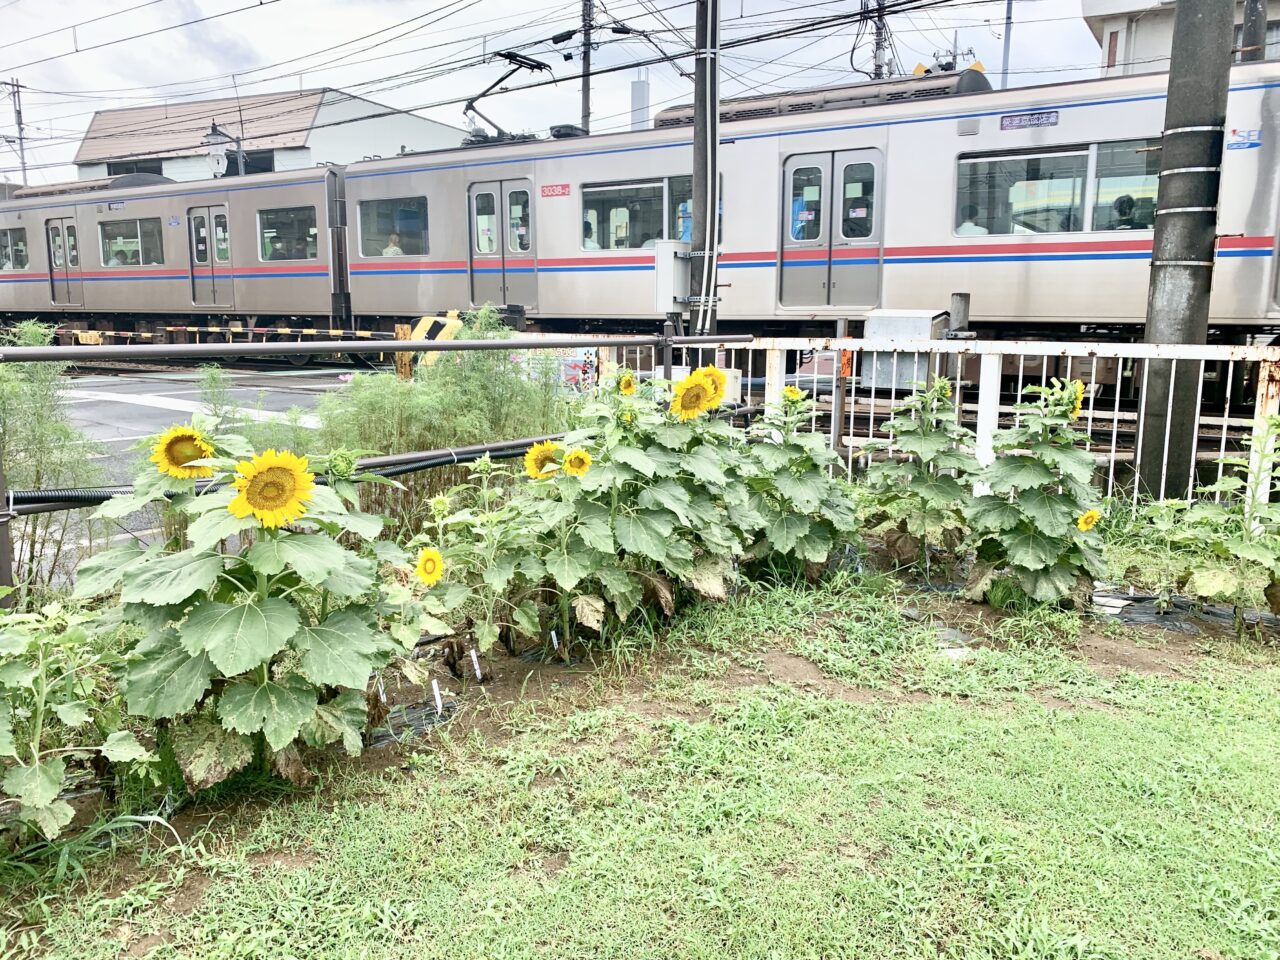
(8, 575), (1280, 959)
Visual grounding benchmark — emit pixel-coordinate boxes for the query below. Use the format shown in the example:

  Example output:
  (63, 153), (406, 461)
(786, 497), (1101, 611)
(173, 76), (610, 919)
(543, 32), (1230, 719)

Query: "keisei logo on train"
(1228, 128), (1263, 150)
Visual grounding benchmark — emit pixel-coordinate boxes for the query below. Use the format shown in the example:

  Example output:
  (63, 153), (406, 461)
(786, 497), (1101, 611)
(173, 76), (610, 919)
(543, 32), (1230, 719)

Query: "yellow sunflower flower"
(150, 424), (215, 480)
(1076, 509), (1101, 532)
(524, 440), (561, 479)
(227, 449), (315, 528)
(563, 448), (592, 477)
(1071, 379), (1085, 419)
(670, 370), (715, 421)
(414, 546), (445, 587)
(938, 378), (953, 399)
(782, 385), (805, 402)
(618, 371), (637, 396)
(694, 365), (727, 409)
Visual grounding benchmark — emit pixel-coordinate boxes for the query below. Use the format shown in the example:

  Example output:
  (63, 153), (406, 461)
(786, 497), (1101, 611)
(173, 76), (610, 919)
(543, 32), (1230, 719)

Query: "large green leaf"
(120, 550), (223, 606)
(795, 525), (834, 563)
(0, 661), (36, 689)
(71, 542), (148, 599)
(577, 461), (633, 493)
(180, 597), (300, 676)
(24, 800), (75, 839)
(575, 512), (614, 554)
(0, 703), (14, 759)
(482, 555), (517, 592)
(643, 446), (683, 477)
(246, 533), (348, 584)
(1223, 538), (1280, 571)
(683, 445), (728, 487)
(638, 479), (692, 525)
(1030, 442), (1097, 485)
(528, 499), (577, 533)
(1017, 561), (1079, 603)
(546, 551), (592, 592)
(774, 471), (827, 513)
(894, 431), (951, 463)
(300, 690), (367, 755)
(124, 631), (216, 719)
(218, 674), (318, 751)
(100, 731), (153, 763)
(1003, 525), (1064, 572)
(1185, 565), (1241, 601)
(765, 512), (810, 555)
(1016, 487), (1076, 538)
(186, 509), (258, 553)
(652, 422), (694, 448)
(985, 456), (1056, 495)
(170, 718), (254, 792)
(615, 513), (668, 562)
(2, 757), (65, 808)
(296, 609), (383, 689)
(752, 442), (803, 472)
(597, 566), (643, 622)
(966, 495), (1023, 533)
(323, 555), (378, 599)
(905, 472), (966, 508)
(612, 445), (657, 477)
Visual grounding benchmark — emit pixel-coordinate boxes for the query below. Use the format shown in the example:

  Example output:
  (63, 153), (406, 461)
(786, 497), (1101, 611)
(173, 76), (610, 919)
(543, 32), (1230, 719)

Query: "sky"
(0, 0), (1103, 184)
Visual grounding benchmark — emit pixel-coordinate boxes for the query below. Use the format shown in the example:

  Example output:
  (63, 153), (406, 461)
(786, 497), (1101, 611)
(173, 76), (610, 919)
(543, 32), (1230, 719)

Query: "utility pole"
(6, 78), (27, 187)
(1137, 0), (1235, 499)
(581, 0), (593, 133)
(872, 0), (889, 79)
(1242, 0), (1268, 61)
(1000, 0), (1013, 89)
(689, 0), (720, 336)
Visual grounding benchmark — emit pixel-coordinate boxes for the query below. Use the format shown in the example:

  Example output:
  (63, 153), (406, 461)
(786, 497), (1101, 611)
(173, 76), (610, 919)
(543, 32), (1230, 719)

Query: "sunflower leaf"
(170, 719), (254, 792)
(217, 674), (318, 752)
(71, 542), (149, 599)
(180, 597), (301, 676)
(295, 609), (384, 689)
(299, 691), (367, 755)
(187, 509), (258, 553)
(246, 533), (348, 584)
(120, 550), (223, 607)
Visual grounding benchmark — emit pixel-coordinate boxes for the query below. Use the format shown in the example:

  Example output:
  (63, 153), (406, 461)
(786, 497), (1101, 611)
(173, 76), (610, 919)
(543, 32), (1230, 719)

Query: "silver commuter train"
(1, 58), (1279, 341)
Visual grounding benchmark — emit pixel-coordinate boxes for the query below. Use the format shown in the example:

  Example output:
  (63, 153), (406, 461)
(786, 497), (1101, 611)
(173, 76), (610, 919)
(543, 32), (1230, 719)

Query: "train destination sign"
(1000, 110), (1059, 131)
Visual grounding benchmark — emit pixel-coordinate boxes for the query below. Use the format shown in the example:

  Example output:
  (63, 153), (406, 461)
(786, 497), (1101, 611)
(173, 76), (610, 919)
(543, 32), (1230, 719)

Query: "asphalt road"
(62, 366), (354, 485)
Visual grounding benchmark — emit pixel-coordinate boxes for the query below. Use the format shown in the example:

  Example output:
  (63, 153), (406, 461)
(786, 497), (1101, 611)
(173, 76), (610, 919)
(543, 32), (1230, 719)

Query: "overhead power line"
(0, 0), (179, 54)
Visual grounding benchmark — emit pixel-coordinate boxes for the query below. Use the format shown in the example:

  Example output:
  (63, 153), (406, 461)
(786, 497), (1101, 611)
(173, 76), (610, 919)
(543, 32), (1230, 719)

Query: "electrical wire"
(0, 0), (180, 54)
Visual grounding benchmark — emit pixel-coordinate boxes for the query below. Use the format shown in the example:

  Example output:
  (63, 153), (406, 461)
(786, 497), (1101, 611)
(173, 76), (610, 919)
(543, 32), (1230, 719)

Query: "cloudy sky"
(0, 0), (1102, 184)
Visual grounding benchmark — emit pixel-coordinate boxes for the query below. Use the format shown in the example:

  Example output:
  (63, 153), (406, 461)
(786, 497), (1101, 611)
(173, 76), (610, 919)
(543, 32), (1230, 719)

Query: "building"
(1085, 0), (1280, 77)
(73, 88), (465, 182)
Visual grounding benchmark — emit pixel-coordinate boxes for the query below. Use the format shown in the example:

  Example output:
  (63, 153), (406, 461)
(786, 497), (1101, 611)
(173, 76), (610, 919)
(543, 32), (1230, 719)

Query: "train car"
(1, 58), (1278, 342)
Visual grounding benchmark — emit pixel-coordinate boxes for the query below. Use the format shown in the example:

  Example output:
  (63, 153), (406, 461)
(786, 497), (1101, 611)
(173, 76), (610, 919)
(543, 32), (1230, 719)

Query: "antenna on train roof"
(464, 52), (551, 144)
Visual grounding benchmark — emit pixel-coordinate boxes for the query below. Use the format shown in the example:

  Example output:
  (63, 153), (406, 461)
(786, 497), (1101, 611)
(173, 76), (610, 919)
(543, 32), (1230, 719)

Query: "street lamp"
(203, 121), (244, 178)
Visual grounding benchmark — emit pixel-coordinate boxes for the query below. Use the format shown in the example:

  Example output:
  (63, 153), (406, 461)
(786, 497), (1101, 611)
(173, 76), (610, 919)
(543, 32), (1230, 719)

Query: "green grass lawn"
(10, 575), (1280, 959)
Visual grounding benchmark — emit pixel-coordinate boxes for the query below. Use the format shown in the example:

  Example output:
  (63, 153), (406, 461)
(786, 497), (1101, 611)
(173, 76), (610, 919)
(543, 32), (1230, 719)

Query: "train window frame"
(473, 192), (498, 255)
(99, 217), (165, 267)
(214, 213), (230, 263)
(839, 162), (876, 241)
(257, 206), (319, 262)
(954, 147), (1089, 238)
(580, 179), (666, 251)
(0, 227), (29, 271)
(789, 165), (824, 242)
(1091, 138), (1160, 233)
(357, 196), (429, 259)
(507, 189), (531, 254)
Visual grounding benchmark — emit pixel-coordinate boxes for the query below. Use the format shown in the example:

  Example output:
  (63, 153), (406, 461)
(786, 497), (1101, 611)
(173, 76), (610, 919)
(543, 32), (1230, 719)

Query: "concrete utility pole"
(6, 79), (27, 187)
(873, 0), (890, 79)
(1000, 0), (1013, 89)
(1242, 0), (1268, 60)
(1138, 0), (1235, 499)
(689, 0), (720, 335)
(581, 0), (593, 133)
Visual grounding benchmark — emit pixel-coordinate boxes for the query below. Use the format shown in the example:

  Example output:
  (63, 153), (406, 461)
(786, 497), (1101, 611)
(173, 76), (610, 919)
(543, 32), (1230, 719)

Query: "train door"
(780, 151), (881, 308)
(468, 179), (537, 307)
(187, 205), (233, 307)
(45, 218), (82, 306)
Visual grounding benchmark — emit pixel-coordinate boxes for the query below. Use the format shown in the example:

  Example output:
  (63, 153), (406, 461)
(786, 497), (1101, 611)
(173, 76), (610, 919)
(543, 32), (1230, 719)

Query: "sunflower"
(150, 424), (215, 480)
(670, 371), (715, 421)
(563, 448), (592, 477)
(1071, 379), (1085, 419)
(694, 365), (727, 408)
(618, 371), (637, 396)
(1076, 509), (1101, 533)
(414, 546), (445, 587)
(782, 385), (805, 403)
(227, 449), (315, 528)
(938, 378), (953, 399)
(524, 440), (562, 479)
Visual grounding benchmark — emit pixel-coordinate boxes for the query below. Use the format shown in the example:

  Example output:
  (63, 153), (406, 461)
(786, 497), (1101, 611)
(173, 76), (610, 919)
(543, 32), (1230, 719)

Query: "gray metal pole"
(0, 453), (12, 606)
(689, 0), (720, 339)
(873, 0), (888, 79)
(10, 79), (27, 187)
(1000, 0), (1013, 89)
(662, 319), (674, 380)
(1242, 0), (1268, 61)
(1138, 0), (1235, 499)
(581, 0), (593, 133)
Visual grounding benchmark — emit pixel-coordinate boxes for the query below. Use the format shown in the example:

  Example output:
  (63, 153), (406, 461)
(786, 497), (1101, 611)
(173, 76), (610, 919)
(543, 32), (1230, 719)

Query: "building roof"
(73, 89), (331, 165)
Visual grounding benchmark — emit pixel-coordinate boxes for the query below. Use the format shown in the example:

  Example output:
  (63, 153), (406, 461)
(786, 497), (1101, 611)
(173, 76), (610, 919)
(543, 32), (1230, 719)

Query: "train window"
(789, 167), (823, 241)
(65, 225), (80, 267)
(956, 151), (1087, 235)
(214, 214), (230, 262)
(358, 197), (427, 257)
(841, 163), (875, 239)
(1092, 139), (1159, 231)
(668, 176), (693, 242)
(192, 215), (209, 264)
(100, 218), (163, 266)
(474, 193), (497, 254)
(582, 181), (663, 250)
(508, 190), (530, 253)
(0, 228), (27, 270)
(259, 206), (317, 261)
(47, 225), (62, 268)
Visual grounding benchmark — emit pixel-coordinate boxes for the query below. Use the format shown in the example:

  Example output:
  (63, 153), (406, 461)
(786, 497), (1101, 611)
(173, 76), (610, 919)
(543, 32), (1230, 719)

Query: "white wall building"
(74, 89), (465, 182)
(1084, 0), (1280, 77)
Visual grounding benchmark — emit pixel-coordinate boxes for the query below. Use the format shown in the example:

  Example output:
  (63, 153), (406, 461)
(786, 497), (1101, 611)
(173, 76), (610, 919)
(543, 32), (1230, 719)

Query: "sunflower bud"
(328, 449), (359, 480)
(430, 495), (452, 518)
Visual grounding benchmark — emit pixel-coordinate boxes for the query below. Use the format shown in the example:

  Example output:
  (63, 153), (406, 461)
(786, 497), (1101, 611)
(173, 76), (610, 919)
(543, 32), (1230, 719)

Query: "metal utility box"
(863, 308), (949, 391)
(653, 240), (691, 314)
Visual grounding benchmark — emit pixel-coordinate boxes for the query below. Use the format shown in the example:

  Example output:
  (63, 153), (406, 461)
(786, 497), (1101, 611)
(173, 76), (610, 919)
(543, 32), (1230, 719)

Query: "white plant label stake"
(431, 678), (444, 716)
(376, 676), (387, 704)
(550, 629), (559, 651)
(469, 648), (483, 681)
